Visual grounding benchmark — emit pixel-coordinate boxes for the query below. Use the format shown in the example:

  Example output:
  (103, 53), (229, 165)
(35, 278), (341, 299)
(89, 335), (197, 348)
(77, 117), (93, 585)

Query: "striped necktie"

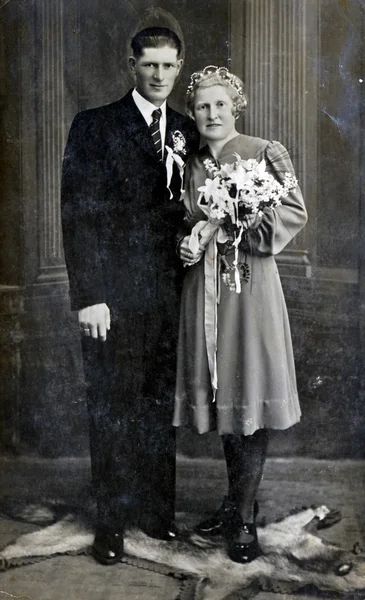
(149, 108), (163, 161)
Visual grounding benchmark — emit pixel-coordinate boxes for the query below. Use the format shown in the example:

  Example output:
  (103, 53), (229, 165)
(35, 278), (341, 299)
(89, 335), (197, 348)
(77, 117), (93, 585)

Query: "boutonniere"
(165, 130), (188, 200)
(172, 130), (187, 157)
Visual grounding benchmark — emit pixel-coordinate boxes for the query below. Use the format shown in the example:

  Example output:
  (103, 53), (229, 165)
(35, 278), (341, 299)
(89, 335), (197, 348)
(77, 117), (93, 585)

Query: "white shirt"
(132, 88), (167, 157)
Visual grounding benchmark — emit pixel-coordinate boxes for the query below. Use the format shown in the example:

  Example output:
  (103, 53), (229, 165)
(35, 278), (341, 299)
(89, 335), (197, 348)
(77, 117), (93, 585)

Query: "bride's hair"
(185, 66), (248, 120)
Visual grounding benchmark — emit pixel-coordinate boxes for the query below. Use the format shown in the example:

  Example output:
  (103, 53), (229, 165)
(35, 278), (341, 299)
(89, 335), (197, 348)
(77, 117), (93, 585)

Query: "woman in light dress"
(174, 66), (307, 563)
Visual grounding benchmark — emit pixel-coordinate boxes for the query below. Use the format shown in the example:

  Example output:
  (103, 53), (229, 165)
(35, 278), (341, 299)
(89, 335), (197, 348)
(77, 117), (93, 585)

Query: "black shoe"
(92, 527), (124, 565)
(139, 520), (179, 541)
(227, 502), (261, 564)
(194, 496), (240, 537)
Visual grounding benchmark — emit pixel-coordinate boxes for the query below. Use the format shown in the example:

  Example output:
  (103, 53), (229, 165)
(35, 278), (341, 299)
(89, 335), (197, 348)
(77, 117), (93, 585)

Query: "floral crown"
(186, 65), (244, 97)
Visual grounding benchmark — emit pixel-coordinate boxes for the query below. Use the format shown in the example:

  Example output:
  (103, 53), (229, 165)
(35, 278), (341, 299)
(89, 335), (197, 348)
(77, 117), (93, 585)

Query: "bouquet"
(188, 153), (298, 292)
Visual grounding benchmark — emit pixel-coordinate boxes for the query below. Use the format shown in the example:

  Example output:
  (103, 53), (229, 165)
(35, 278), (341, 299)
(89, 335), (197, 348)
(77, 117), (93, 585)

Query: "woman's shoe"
(194, 496), (239, 537)
(227, 521), (261, 563)
(227, 501), (261, 564)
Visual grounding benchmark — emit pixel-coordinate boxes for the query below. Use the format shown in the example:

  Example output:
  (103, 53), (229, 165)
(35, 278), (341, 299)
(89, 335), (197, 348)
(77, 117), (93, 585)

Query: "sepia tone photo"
(0, 1), (364, 598)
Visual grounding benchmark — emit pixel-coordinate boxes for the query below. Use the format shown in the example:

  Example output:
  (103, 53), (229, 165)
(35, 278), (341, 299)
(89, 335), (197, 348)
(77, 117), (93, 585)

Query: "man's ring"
(83, 328), (90, 333)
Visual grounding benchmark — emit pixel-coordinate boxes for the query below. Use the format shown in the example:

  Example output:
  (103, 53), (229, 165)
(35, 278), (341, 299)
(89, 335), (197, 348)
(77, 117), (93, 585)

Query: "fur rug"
(1, 504), (365, 600)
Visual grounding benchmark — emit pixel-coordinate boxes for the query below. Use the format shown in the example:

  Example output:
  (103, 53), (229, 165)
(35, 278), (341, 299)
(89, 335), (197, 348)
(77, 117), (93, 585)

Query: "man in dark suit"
(61, 27), (198, 565)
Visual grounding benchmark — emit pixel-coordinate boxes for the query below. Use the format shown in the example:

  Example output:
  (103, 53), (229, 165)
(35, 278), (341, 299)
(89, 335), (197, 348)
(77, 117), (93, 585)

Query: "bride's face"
(193, 85), (236, 142)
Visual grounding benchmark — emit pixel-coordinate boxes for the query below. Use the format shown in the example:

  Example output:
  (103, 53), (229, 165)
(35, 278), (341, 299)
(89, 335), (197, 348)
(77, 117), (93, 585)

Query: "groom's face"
(129, 46), (182, 107)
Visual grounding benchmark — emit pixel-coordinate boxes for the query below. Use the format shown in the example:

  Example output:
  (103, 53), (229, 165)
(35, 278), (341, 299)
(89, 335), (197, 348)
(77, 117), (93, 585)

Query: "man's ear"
(128, 56), (136, 74)
(177, 59), (183, 75)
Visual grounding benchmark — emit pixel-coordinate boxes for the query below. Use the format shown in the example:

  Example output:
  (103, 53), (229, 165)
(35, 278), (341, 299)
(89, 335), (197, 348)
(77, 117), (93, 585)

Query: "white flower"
(210, 203), (227, 221)
(241, 158), (256, 171)
(229, 164), (254, 189)
(198, 176), (225, 200)
(203, 158), (219, 175)
(172, 130), (187, 155)
(219, 162), (235, 177)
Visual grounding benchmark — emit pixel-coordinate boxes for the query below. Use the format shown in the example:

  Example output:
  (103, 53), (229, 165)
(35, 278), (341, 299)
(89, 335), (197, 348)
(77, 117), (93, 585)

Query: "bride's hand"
(179, 236), (204, 266)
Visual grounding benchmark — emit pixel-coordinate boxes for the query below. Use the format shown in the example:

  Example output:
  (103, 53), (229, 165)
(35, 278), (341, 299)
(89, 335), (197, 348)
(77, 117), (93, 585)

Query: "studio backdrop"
(0, 0), (364, 458)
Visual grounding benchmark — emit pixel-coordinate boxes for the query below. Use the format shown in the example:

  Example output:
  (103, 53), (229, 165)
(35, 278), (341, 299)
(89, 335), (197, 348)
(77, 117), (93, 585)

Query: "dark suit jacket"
(61, 90), (199, 316)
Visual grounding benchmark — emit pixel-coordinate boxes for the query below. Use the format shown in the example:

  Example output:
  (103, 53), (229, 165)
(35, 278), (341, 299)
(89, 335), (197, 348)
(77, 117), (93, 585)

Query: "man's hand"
(179, 236), (204, 266)
(78, 303), (111, 341)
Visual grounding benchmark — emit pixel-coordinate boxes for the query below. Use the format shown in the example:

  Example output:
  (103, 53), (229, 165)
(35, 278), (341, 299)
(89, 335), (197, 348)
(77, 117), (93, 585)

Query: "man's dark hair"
(131, 27), (182, 59)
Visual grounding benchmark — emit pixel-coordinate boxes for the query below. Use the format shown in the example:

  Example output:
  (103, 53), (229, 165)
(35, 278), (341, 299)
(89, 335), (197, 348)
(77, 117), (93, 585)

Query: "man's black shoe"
(139, 520), (179, 541)
(92, 527), (124, 565)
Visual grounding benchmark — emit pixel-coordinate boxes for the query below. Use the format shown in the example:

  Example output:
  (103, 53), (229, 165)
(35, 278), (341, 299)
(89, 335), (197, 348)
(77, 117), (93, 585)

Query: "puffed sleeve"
(253, 140), (308, 255)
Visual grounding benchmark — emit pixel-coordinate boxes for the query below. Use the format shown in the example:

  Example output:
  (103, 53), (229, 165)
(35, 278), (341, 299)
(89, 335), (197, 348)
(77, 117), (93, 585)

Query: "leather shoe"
(139, 520), (179, 541)
(194, 496), (239, 537)
(227, 501), (260, 564)
(92, 527), (124, 565)
(227, 520), (261, 563)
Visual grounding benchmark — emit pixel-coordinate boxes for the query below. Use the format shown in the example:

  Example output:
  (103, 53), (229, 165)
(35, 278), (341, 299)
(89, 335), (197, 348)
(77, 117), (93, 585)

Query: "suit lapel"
(118, 91), (162, 163)
(116, 92), (185, 166)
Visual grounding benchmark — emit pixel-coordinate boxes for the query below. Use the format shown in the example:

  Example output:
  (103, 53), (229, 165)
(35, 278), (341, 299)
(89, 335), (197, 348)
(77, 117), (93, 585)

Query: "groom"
(61, 27), (198, 564)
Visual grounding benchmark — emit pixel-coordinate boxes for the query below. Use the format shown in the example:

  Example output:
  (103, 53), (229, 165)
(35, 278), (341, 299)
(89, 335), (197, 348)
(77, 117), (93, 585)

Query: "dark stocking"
(222, 429), (269, 523)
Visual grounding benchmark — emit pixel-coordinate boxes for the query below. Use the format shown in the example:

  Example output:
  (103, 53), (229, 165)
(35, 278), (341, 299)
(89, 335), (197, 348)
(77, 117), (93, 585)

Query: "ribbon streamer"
(187, 217), (229, 400)
(165, 145), (185, 200)
(232, 225), (244, 294)
(204, 231), (219, 399)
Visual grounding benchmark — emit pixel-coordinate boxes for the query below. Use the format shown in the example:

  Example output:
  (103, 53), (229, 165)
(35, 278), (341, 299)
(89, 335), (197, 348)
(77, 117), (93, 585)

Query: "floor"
(0, 454), (364, 599)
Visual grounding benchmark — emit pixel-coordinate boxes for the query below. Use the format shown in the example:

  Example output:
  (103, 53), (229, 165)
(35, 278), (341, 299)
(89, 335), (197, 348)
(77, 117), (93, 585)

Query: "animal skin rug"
(1, 504), (365, 600)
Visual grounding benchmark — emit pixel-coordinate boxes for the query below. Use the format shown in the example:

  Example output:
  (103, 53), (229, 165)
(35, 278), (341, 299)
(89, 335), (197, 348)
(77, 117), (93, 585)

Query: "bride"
(174, 65), (307, 563)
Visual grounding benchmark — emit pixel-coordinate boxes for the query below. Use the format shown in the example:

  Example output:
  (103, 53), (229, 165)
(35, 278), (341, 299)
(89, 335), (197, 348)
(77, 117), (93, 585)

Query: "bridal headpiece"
(185, 65), (247, 119)
(186, 65), (245, 98)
